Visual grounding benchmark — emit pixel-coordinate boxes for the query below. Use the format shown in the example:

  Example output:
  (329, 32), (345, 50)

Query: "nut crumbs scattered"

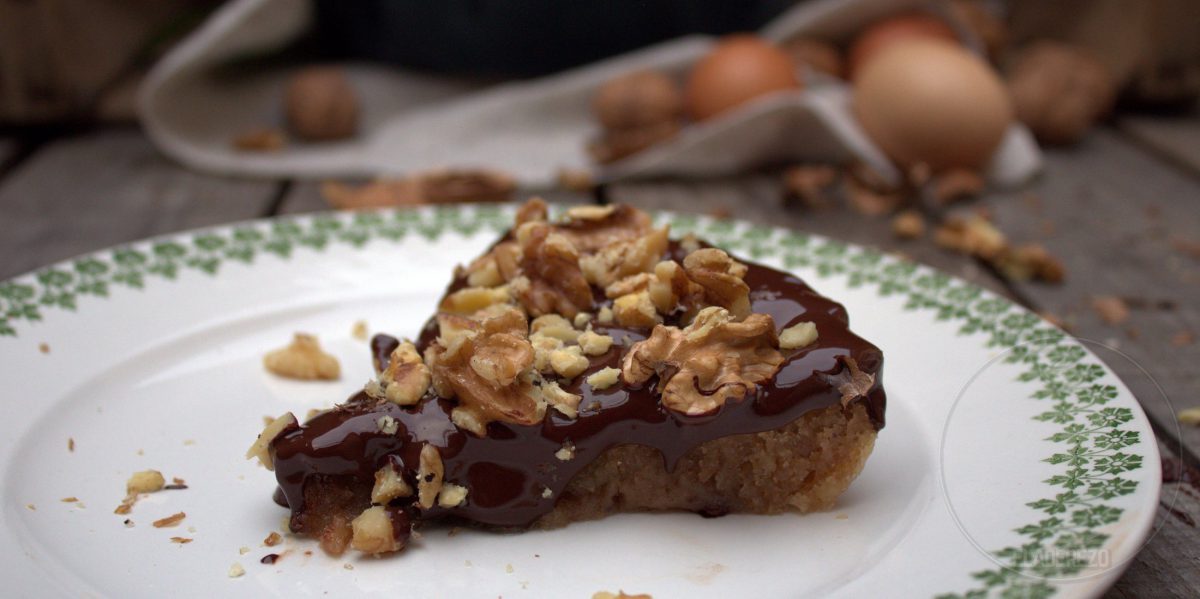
(153, 512), (187, 528)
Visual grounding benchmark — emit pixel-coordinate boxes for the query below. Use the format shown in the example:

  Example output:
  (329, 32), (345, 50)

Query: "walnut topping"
(531, 334), (564, 373)
(573, 312), (593, 328)
(350, 506), (403, 554)
(577, 329), (614, 356)
(372, 463), (413, 504)
(823, 358), (875, 407)
(597, 306), (614, 324)
(579, 226), (670, 287)
(376, 415), (399, 435)
(263, 333), (340, 380)
(512, 222), (592, 318)
(376, 341), (431, 405)
(437, 483), (469, 508)
(428, 307), (546, 431)
(417, 445), (444, 509)
(539, 379), (583, 418)
(515, 197), (549, 226)
(682, 249), (751, 320)
(649, 259), (702, 316)
(530, 314), (581, 343)
(245, 412), (297, 471)
(613, 291), (660, 328)
(549, 345), (590, 379)
(439, 285), (511, 315)
(557, 204), (655, 254)
(622, 307), (784, 415)
(565, 205), (616, 221)
(586, 367), (621, 390)
(464, 241), (523, 288)
(779, 321), (819, 350)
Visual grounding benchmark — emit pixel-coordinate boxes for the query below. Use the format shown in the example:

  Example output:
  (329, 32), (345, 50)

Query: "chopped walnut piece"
(649, 259), (703, 315)
(557, 204), (655, 254)
(1179, 408), (1200, 426)
(779, 322), (819, 349)
(573, 312), (593, 328)
(350, 506), (403, 554)
(682, 249), (751, 319)
(531, 334), (565, 373)
(931, 169), (985, 206)
(376, 415), (399, 435)
(1092, 296), (1130, 325)
(577, 329), (614, 356)
(512, 223), (593, 318)
(579, 227), (670, 288)
(228, 563), (246, 578)
(372, 463), (413, 504)
(822, 358), (875, 408)
(891, 210), (926, 240)
(126, 470), (165, 495)
(515, 197), (549, 226)
(934, 216), (1007, 261)
(530, 314), (581, 343)
(566, 205), (616, 221)
(465, 241), (523, 288)
(264, 531), (283, 547)
(437, 483), (469, 508)
(417, 445), (445, 509)
(427, 307), (545, 431)
(549, 346), (590, 379)
(439, 286), (511, 315)
(622, 307), (784, 415)
(539, 379), (583, 418)
(263, 333), (341, 380)
(613, 291), (660, 328)
(604, 273), (653, 299)
(245, 413), (298, 471)
(586, 367), (621, 390)
(153, 512), (186, 528)
(592, 592), (653, 599)
(782, 164), (838, 208)
(375, 341), (431, 405)
(555, 441), (576, 461)
(597, 306), (614, 324)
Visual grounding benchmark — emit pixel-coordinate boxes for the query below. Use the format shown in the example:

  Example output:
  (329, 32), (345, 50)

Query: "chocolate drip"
(271, 243), (885, 531)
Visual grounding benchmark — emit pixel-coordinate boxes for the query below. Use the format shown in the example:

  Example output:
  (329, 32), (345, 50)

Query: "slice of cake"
(247, 199), (885, 556)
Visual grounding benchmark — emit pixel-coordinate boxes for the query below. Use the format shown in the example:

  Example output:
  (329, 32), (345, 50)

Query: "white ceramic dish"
(0, 205), (1158, 598)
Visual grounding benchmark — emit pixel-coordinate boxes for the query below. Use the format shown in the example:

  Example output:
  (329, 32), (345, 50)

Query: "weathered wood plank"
(980, 129), (1200, 459)
(0, 128), (281, 280)
(275, 180), (592, 215)
(1118, 114), (1200, 179)
(607, 174), (1013, 296)
(1103, 436), (1200, 599)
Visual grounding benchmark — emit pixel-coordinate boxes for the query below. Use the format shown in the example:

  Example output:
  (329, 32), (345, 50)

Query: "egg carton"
(140, 0), (1041, 188)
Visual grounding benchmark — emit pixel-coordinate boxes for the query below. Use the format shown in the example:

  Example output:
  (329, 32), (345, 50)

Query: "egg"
(686, 35), (801, 121)
(846, 13), (959, 79)
(853, 39), (1012, 171)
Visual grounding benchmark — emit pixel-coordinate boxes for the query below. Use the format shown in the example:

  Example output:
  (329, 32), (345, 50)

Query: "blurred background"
(0, 1), (1198, 594)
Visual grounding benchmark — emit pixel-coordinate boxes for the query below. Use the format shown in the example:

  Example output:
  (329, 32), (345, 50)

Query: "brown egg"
(686, 35), (801, 121)
(847, 13), (959, 79)
(853, 39), (1012, 171)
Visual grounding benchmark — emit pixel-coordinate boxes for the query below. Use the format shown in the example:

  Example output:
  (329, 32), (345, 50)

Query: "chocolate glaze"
(271, 241), (885, 533)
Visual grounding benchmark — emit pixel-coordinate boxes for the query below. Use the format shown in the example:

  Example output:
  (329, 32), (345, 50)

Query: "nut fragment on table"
(263, 333), (341, 381)
(890, 210), (926, 240)
(782, 164), (839, 208)
(931, 169), (984, 206)
(1091, 296), (1130, 325)
(350, 506), (403, 554)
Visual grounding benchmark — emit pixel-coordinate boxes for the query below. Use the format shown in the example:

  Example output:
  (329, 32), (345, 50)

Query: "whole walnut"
(782, 38), (843, 79)
(592, 70), (682, 131)
(285, 67), (360, 141)
(1007, 41), (1115, 145)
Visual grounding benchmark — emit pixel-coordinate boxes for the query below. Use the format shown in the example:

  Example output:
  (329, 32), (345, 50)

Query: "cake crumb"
(67, 438), (74, 452)
(153, 512), (187, 528)
(26, 504), (36, 511)
(264, 531), (283, 547)
(61, 497), (78, 503)
(890, 210), (925, 240)
(239, 546), (251, 555)
(835, 513), (849, 520)
(352, 320), (369, 341)
(465, 560), (473, 567)
(38, 343), (50, 354)
(188, 526), (196, 533)
(343, 563), (354, 570)
(183, 439), (196, 446)
(1091, 296), (1130, 325)
(228, 563), (245, 578)
(593, 592), (653, 599)
(171, 537), (193, 544)
(506, 563), (514, 574)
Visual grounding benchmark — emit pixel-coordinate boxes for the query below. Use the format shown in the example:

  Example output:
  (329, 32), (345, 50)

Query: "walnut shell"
(1007, 41), (1115, 145)
(284, 67), (359, 141)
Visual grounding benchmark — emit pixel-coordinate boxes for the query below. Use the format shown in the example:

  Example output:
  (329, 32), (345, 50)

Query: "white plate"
(0, 205), (1159, 598)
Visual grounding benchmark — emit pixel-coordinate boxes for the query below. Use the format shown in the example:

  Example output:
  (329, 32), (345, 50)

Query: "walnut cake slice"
(247, 199), (885, 556)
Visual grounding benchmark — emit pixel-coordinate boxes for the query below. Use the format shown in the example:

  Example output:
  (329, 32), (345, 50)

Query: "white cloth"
(138, 0), (1041, 188)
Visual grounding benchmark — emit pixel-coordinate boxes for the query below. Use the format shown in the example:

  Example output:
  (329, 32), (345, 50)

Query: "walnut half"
(622, 307), (784, 415)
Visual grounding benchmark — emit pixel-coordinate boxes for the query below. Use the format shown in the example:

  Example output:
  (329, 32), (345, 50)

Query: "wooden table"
(1, 120), (1197, 597)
